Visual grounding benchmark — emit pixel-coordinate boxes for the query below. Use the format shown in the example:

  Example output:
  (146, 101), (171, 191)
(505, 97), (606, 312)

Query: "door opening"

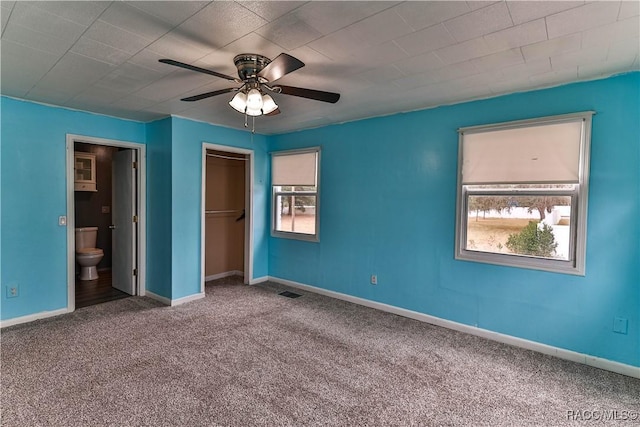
(66, 135), (146, 312)
(201, 144), (253, 292)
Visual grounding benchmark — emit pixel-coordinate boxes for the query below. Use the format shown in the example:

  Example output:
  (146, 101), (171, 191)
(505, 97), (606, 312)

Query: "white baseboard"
(205, 270), (244, 282)
(268, 276), (640, 379)
(0, 308), (70, 328)
(145, 290), (205, 306)
(3, 290), (206, 327)
(170, 292), (205, 306)
(145, 290), (171, 306)
(249, 276), (269, 285)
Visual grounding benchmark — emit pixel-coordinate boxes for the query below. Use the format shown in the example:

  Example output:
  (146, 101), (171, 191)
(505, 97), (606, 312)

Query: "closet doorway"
(201, 144), (253, 292)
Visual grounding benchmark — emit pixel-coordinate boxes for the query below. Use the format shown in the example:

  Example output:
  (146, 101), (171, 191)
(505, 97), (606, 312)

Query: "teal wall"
(145, 118), (173, 298)
(0, 97), (146, 319)
(268, 73), (640, 367)
(2, 73), (638, 368)
(1, 99), (270, 317)
(169, 117), (270, 299)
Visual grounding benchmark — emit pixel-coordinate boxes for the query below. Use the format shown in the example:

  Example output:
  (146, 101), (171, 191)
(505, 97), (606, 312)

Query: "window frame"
(455, 112), (594, 275)
(271, 147), (321, 242)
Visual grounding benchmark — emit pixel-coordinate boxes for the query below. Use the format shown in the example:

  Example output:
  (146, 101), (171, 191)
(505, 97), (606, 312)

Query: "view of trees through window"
(456, 113), (591, 273)
(465, 186), (573, 260)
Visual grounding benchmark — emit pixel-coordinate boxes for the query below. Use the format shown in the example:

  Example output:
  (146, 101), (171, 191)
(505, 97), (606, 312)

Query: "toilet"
(75, 227), (104, 281)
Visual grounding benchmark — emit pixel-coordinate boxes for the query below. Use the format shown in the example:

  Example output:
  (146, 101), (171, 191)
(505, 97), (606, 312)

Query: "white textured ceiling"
(1, 1), (638, 134)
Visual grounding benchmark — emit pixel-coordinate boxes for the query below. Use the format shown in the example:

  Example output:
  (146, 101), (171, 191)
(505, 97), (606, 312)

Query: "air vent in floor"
(278, 291), (302, 298)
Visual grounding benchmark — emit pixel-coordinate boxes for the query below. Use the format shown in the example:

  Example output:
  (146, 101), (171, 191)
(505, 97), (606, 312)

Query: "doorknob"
(109, 225), (116, 229)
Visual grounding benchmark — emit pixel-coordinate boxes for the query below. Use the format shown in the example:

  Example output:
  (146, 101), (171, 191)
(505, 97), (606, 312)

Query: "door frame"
(201, 142), (254, 293)
(66, 134), (147, 312)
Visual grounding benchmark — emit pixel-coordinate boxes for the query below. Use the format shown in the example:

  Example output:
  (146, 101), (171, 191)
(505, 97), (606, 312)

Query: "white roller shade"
(462, 120), (583, 184)
(272, 151), (317, 186)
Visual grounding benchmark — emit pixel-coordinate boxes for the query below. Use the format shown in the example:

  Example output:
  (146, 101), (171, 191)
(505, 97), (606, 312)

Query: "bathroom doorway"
(66, 135), (146, 311)
(201, 143), (253, 292)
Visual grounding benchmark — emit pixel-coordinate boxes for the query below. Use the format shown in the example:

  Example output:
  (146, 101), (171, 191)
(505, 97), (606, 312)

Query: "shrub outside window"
(455, 112), (593, 275)
(272, 148), (320, 241)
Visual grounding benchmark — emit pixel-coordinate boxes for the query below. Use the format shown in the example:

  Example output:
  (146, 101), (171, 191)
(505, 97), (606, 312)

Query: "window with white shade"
(272, 147), (320, 241)
(455, 112), (593, 275)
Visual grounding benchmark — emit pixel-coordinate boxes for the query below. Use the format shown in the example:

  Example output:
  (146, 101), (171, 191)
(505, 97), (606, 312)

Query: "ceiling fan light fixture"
(246, 88), (263, 110)
(245, 106), (263, 117)
(161, 53), (339, 126)
(229, 91), (247, 113)
(261, 94), (278, 114)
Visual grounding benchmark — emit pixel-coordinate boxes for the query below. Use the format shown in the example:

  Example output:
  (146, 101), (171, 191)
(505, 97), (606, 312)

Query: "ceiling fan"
(158, 53), (340, 121)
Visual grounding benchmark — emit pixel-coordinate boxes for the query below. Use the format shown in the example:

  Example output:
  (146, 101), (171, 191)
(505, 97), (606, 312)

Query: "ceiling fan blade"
(159, 59), (237, 82)
(265, 108), (281, 116)
(258, 53), (305, 83)
(181, 88), (238, 102)
(276, 85), (340, 103)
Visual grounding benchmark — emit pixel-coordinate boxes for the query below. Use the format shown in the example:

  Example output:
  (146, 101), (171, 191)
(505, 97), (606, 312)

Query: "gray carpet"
(2, 277), (639, 426)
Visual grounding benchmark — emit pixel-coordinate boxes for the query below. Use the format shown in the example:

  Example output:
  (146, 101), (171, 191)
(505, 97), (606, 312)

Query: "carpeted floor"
(2, 277), (639, 426)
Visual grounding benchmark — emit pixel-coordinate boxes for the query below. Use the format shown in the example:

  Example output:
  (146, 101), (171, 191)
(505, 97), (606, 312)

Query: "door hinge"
(133, 161), (138, 169)
(133, 215), (138, 223)
(133, 268), (137, 276)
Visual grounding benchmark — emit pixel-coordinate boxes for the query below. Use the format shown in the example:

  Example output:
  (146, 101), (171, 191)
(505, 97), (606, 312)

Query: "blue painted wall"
(145, 118), (173, 298)
(268, 73), (640, 367)
(146, 116), (270, 300)
(0, 97), (146, 320)
(1, 100), (271, 317)
(170, 117), (269, 299)
(2, 74), (638, 369)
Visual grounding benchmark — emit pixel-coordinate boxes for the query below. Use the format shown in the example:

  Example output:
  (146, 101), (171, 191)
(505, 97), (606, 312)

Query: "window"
(272, 147), (320, 241)
(455, 112), (593, 275)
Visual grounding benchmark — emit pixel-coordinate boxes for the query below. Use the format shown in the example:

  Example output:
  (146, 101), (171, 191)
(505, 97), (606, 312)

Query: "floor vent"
(279, 291), (302, 299)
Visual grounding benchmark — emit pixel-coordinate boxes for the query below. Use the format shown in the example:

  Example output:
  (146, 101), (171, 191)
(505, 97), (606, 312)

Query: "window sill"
(271, 230), (319, 242)
(456, 250), (584, 276)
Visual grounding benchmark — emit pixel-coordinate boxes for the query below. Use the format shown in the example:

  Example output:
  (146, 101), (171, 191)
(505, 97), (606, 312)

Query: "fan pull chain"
(242, 112), (255, 134)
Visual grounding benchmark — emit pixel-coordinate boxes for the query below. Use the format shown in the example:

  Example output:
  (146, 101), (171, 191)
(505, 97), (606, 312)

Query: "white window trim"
(455, 112), (594, 275)
(271, 147), (321, 242)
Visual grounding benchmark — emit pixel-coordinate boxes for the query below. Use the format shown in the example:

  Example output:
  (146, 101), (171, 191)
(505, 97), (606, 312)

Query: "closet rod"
(205, 209), (243, 214)
(206, 153), (247, 161)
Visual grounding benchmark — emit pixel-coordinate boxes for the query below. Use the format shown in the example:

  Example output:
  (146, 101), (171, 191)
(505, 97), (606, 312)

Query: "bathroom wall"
(74, 142), (118, 269)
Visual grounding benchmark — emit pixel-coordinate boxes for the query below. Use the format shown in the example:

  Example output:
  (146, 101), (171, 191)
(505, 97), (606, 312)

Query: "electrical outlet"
(6, 285), (19, 298)
(370, 274), (377, 285)
(613, 317), (628, 334)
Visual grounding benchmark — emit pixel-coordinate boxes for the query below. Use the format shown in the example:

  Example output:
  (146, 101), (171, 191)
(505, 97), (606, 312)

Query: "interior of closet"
(204, 149), (247, 280)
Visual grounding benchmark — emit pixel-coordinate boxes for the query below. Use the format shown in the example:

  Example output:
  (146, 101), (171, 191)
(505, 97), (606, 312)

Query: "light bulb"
(245, 106), (262, 116)
(246, 88), (263, 110)
(261, 94), (278, 114)
(229, 92), (247, 113)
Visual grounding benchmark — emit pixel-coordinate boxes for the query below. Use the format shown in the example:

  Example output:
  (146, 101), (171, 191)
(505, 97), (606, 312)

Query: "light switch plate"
(613, 317), (628, 334)
(6, 284), (19, 298)
(59, 216), (67, 226)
